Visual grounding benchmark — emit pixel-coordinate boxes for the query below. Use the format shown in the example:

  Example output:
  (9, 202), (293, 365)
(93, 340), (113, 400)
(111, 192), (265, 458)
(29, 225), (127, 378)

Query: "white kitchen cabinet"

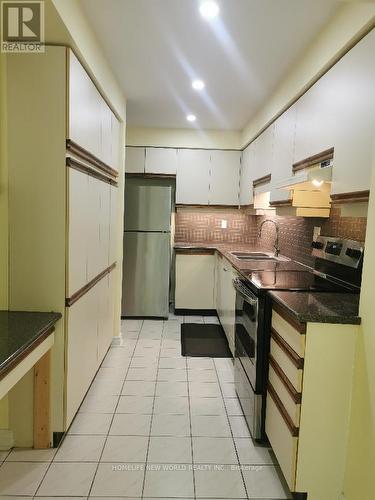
(87, 176), (102, 281)
(67, 168), (89, 296)
(68, 51), (120, 168)
(328, 28), (375, 195)
(294, 82), (335, 165)
(255, 124), (275, 179)
(270, 105), (297, 203)
(216, 254), (237, 355)
(209, 150), (240, 205)
(240, 142), (257, 206)
(176, 149), (211, 204)
(145, 147), (178, 174)
(111, 112), (121, 171)
(175, 252), (215, 310)
(109, 184), (118, 265)
(126, 146), (145, 173)
(65, 285), (99, 425)
(99, 182), (111, 271)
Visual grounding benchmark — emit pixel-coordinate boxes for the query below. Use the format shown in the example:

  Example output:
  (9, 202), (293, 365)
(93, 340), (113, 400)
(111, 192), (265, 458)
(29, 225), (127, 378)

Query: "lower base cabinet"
(175, 252), (215, 310)
(174, 250), (237, 355)
(65, 271), (115, 426)
(266, 304), (358, 499)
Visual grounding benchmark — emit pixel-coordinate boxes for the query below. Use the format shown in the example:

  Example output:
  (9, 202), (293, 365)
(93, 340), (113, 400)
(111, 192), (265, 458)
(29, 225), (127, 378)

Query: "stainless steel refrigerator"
(121, 178), (172, 318)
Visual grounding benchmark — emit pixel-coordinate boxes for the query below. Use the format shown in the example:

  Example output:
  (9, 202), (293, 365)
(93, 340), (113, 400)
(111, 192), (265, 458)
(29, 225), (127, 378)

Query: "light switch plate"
(221, 219), (228, 229)
(313, 226), (321, 241)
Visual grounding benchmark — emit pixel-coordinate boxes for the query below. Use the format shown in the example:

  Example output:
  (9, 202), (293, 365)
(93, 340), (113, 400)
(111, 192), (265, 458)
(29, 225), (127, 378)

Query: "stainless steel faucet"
(258, 219), (280, 257)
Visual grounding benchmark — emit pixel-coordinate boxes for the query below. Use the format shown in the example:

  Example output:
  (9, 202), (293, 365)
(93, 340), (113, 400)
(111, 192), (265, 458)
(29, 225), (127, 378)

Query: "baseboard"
(53, 431), (65, 448)
(292, 493), (308, 500)
(0, 429), (14, 451)
(174, 309), (217, 316)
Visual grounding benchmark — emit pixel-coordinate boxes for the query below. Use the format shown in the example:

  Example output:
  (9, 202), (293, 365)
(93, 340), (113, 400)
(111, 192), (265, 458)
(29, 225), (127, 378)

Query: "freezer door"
(124, 185), (172, 231)
(122, 232), (170, 317)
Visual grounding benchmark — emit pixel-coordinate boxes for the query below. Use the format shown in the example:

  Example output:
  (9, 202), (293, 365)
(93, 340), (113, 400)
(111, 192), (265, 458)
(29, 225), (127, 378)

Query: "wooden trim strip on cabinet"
(269, 199), (293, 208)
(175, 248), (215, 255)
(269, 354), (302, 404)
(273, 303), (306, 334)
(66, 157), (119, 187)
(330, 190), (370, 204)
(0, 326), (55, 381)
(268, 382), (299, 437)
(271, 328), (304, 369)
(66, 139), (119, 178)
(126, 173), (176, 180)
(292, 147), (334, 173)
(253, 174), (271, 187)
(66, 263), (116, 307)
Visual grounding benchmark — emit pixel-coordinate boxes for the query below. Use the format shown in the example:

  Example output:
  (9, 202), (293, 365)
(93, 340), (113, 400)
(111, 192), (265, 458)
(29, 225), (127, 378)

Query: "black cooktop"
(246, 270), (358, 293)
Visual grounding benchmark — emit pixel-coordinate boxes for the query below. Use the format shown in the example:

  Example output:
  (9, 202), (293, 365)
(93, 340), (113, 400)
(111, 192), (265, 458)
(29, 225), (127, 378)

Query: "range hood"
(276, 160), (333, 191)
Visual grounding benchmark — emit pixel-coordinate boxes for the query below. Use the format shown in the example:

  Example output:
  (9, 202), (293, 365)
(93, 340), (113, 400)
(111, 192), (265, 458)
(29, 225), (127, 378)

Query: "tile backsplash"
(175, 206), (368, 267)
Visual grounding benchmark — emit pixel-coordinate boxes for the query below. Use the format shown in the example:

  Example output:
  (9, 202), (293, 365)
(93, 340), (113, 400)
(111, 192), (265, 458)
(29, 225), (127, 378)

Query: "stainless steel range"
(234, 236), (363, 441)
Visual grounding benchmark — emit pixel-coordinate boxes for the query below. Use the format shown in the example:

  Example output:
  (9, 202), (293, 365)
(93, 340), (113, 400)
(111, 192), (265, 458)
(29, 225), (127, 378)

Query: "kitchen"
(0, 1), (375, 500)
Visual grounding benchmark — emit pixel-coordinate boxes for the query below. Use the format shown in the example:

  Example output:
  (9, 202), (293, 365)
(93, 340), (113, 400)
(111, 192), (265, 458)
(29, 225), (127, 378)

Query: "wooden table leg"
(33, 350), (51, 449)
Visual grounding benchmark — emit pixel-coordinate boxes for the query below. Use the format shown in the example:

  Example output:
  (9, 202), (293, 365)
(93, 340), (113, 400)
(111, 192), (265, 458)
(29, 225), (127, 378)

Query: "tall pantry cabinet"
(7, 46), (123, 436)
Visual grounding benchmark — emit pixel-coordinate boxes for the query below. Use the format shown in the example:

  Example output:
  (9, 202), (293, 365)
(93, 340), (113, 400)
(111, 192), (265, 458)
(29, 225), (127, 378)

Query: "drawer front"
(272, 308), (306, 357)
(270, 337), (303, 392)
(266, 391), (298, 491)
(268, 363), (301, 427)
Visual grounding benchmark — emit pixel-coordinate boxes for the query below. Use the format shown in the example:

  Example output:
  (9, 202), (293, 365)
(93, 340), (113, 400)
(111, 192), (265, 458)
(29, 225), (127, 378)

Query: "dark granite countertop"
(269, 291), (361, 325)
(0, 311), (62, 378)
(174, 242), (309, 274)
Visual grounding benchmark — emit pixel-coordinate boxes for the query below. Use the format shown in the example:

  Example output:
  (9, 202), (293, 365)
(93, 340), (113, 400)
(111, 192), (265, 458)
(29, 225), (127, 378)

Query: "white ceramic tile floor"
(0, 316), (291, 499)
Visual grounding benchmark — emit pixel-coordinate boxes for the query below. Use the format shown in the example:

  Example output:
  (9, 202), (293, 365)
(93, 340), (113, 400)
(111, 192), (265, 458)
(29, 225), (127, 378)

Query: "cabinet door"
(145, 148), (178, 174)
(255, 124), (274, 179)
(87, 176), (102, 280)
(175, 253), (215, 309)
(209, 151), (240, 205)
(221, 259), (236, 355)
(176, 149), (210, 204)
(125, 146), (145, 173)
(270, 106), (297, 203)
(68, 168), (89, 296)
(65, 287), (98, 425)
(68, 51), (101, 159)
(294, 82), (335, 164)
(99, 182), (111, 271)
(97, 274), (114, 363)
(100, 99), (112, 166)
(240, 142), (256, 206)
(329, 29), (375, 194)
(111, 113), (121, 172)
(109, 185), (118, 265)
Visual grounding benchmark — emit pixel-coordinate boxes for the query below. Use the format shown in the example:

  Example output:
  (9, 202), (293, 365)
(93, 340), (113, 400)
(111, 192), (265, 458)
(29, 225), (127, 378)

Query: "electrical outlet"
(221, 219), (228, 229)
(313, 226), (321, 241)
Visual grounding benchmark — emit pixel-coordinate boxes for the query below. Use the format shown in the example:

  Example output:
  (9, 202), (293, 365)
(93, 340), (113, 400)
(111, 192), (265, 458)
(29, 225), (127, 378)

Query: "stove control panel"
(312, 236), (363, 268)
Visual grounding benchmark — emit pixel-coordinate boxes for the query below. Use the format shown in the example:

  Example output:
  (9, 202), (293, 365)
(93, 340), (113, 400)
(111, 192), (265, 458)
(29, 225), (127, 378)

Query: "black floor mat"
(181, 323), (232, 358)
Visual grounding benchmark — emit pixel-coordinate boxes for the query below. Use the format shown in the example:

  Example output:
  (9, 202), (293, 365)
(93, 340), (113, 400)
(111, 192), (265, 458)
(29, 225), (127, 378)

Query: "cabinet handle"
(271, 328), (304, 369)
(268, 382), (299, 437)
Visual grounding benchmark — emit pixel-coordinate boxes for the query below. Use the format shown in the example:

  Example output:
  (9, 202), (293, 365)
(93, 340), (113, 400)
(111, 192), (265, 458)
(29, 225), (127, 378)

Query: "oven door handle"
(233, 278), (258, 306)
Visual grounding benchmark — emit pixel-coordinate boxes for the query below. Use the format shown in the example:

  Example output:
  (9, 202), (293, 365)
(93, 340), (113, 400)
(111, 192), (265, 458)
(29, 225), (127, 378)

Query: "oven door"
(233, 278), (262, 439)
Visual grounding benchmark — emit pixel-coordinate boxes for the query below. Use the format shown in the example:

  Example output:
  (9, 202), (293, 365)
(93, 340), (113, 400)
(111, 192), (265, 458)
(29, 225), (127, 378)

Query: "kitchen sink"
(230, 251), (289, 262)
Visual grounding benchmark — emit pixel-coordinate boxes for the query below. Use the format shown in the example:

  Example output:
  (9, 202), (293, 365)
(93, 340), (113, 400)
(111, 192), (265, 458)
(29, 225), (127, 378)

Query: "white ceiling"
(80, 0), (340, 130)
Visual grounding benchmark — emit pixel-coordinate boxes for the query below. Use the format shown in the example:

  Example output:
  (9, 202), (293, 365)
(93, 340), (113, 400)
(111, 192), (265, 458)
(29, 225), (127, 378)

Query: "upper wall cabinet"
(240, 142), (257, 206)
(270, 105), (297, 204)
(68, 51), (120, 171)
(176, 149), (211, 204)
(209, 150), (240, 205)
(145, 147), (178, 174)
(328, 29), (375, 195)
(255, 124), (275, 179)
(126, 146), (145, 173)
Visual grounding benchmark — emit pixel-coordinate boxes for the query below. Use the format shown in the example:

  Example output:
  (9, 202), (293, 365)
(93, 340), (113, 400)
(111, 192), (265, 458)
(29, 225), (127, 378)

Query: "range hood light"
(312, 179), (324, 187)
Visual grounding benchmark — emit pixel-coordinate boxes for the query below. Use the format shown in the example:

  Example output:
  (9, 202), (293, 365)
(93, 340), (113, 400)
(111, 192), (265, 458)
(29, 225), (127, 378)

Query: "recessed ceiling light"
(192, 79), (205, 91)
(199, 1), (219, 19)
(186, 114), (197, 122)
